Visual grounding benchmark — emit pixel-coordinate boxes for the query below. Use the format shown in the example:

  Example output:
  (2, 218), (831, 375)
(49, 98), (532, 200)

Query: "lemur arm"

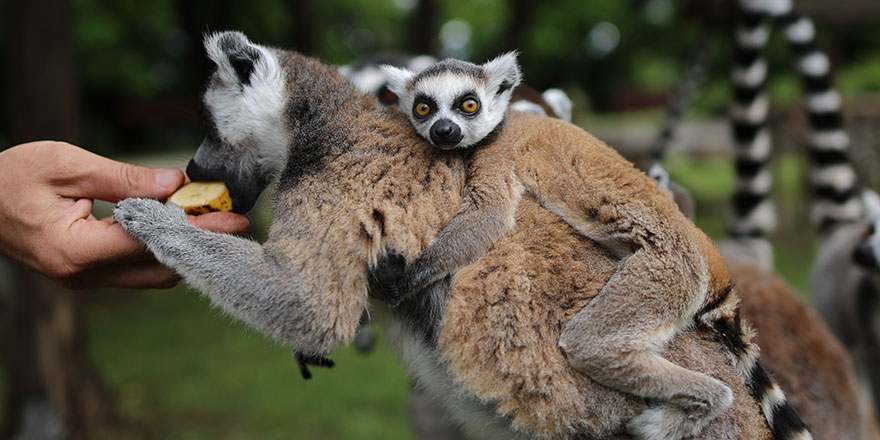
(113, 198), (364, 357)
(370, 165), (523, 307)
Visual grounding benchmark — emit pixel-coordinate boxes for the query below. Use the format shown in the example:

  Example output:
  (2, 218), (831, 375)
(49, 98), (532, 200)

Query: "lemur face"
(381, 53), (522, 150)
(854, 190), (880, 271)
(188, 32), (290, 213)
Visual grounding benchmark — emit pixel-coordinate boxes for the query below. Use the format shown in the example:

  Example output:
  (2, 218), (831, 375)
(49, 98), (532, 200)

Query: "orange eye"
(461, 98), (479, 113)
(415, 102), (431, 117)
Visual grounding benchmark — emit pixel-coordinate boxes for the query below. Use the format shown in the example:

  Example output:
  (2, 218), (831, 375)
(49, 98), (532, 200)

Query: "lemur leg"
(113, 198), (363, 356)
(371, 171), (522, 306)
(559, 249), (733, 440)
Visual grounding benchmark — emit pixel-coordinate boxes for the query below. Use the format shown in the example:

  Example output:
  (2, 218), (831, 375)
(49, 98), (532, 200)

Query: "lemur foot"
(628, 384), (733, 440)
(368, 253), (410, 307)
(113, 198), (190, 242)
(294, 352), (335, 380)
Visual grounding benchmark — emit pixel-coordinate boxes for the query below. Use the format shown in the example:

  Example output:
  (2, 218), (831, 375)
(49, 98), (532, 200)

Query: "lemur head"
(187, 31), (289, 213)
(380, 52), (522, 150)
(853, 190), (880, 271)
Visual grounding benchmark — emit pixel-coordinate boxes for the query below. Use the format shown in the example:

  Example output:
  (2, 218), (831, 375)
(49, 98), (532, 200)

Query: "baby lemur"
(375, 54), (793, 440)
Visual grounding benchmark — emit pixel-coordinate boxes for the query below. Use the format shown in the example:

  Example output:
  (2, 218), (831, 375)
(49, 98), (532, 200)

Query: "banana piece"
(167, 182), (233, 215)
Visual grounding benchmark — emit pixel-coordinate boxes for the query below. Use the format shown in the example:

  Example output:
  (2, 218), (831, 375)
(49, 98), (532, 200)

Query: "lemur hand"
(294, 351), (334, 380)
(367, 253), (413, 307)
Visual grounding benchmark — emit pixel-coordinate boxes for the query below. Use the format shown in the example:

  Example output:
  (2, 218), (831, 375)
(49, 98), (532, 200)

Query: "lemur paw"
(114, 198), (189, 242)
(628, 384), (733, 440)
(294, 352), (334, 380)
(368, 253), (410, 307)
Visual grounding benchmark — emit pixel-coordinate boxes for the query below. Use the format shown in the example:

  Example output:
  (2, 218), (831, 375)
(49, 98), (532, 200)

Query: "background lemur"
(113, 32), (808, 439)
(373, 54), (811, 439)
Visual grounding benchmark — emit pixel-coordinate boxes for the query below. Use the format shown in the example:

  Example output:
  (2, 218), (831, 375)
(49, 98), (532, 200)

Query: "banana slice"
(167, 181), (233, 215)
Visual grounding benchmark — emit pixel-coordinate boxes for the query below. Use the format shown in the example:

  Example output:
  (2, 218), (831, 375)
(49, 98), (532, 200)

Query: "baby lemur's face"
(382, 53), (522, 150)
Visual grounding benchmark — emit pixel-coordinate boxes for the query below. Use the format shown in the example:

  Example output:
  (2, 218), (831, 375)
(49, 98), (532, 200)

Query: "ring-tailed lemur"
(373, 53), (811, 440)
(726, 0), (880, 424)
(113, 32), (808, 440)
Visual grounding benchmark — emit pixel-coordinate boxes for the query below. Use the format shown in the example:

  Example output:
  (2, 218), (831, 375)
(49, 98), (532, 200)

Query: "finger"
(53, 146), (184, 202)
(188, 212), (250, 235)
(65, 218), (153, 267)
(61, 261), (180, 290)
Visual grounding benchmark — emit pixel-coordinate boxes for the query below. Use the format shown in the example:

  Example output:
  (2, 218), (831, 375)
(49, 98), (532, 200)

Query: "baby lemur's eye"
(415, 102), (431, 117)
(460, 98), (479, 114)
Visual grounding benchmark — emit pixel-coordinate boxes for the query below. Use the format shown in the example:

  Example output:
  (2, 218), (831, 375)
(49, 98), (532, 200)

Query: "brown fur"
(396, 110), (739, 437)
(439, 196), (770, 439)
(733, 261), (870, 440)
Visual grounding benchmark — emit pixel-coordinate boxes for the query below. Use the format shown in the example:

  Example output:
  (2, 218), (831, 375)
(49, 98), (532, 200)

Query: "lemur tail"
(729, 1), (775, 239)
(775, 7), (862, 233)
(698, 288), (812, 440)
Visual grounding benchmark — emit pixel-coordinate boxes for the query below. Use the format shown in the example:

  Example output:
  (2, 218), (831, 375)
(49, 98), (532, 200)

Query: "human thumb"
(58, 146), (184, 202)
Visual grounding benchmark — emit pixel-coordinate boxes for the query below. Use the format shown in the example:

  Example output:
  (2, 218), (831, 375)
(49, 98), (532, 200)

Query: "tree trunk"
(409, 0), (438, 55)
(4, 0), (120, 438)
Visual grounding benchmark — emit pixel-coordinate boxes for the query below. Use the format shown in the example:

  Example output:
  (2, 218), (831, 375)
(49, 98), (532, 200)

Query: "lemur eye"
(415, 102), (431, 117)
(461, 98), (479, 114)
(866, 224), (877, 237)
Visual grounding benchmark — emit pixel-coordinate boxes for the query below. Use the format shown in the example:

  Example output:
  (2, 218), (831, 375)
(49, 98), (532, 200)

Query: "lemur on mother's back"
(370, 54), (811, 440)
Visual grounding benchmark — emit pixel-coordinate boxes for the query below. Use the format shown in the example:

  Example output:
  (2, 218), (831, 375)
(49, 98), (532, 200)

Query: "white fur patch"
(510, 100), (547, 116)
(732, 59), (768, 88)
(736, 129), (772, 160)
(784, 17), (815, 43)
(733, 199), (778, 233)
(736, 24), (770, 49)
(763, 0), (793, 17)
(806, 89), (841, 113)
(542, 88), (573, 122)
(812, 198), (864, 225)
(737, 168), (773, 194)
(798, 52), (830, 77)
(731, 94), (769, 124)
(343, 65), (388, 94)
(862, 190), (880, 221)
(203, 33), (289, 163)
(810, 129), (850, 150)
(760, 383), (786, 425)
(810, 164), (856, 192)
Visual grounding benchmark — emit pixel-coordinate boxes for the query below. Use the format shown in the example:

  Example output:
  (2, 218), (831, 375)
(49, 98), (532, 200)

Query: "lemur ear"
(204, 31), (274, 86)
(483, 52), (522, 97)
(379, 65), (414, 97)
(862, 190), (880, 221)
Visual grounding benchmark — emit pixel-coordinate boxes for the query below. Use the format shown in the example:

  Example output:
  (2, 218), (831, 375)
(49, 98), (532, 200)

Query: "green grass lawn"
(77, 152), (820, 439)
(86, 291), (415, 440)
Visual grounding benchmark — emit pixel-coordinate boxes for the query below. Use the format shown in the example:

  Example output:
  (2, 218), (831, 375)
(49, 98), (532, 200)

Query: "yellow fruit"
(167, 182), (233, 215)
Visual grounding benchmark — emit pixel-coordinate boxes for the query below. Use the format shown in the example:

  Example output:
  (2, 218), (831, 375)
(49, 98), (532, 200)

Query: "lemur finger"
(294, 352), (334, 379)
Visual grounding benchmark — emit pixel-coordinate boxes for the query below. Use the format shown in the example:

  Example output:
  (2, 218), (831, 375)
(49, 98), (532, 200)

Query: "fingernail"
(155, 169), (181, 189)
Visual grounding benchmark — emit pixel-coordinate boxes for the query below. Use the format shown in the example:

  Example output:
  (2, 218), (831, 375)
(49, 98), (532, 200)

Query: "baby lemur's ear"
(483, 52), (522, 97)
(379, 65), (415, 98)
(204, 31), (278, 87)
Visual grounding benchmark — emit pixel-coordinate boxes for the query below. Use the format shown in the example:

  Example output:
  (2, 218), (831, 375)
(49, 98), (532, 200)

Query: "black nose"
(429, 119), (463, 149)
(185, 159), (211, 182)
(854, 243), (880, 269)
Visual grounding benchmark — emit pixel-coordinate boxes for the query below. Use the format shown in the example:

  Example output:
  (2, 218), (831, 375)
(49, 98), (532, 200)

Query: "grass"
(67, 151), (818, 439)
(86, 291), (414, 440)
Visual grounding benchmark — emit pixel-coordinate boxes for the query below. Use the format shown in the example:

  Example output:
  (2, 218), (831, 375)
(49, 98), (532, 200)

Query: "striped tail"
(773, 6), (863, 233)
(699, 287), (813, 440)
(729, 0), (776, 239)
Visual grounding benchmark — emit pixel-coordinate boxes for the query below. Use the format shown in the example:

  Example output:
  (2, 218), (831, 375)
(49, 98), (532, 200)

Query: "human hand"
(0, 141), (250, 289)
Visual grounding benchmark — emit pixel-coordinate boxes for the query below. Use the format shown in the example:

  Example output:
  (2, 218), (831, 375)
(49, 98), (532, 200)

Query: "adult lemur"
(114, 32), (808, 439)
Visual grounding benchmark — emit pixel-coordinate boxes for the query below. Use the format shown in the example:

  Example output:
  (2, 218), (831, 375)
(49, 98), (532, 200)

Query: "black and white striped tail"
(699, 287), (813, 440)
(774, 7), (863, 233)
(730, 1), (776, 239)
